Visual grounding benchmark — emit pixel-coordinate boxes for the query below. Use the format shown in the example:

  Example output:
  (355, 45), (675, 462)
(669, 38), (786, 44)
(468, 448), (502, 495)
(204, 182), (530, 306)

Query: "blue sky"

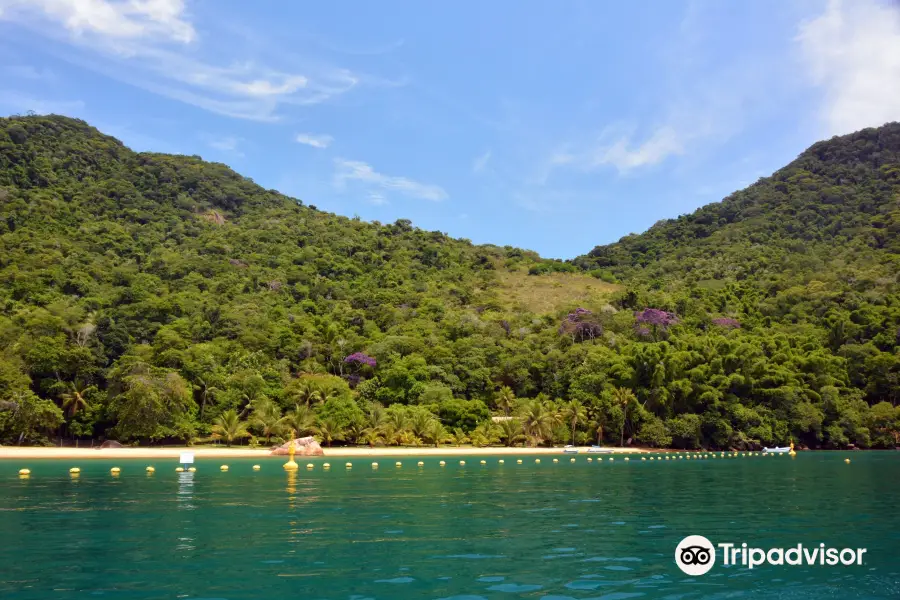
(1, 0), (899, 258)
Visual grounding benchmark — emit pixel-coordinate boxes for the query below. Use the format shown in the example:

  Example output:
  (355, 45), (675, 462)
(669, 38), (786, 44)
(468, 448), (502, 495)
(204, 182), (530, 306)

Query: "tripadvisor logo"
(675, 536), (867, 575)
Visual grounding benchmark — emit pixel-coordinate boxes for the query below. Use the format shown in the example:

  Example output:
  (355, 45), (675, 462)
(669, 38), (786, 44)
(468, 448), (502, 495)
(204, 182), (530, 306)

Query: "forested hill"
(0, 115), (898, 450)
(576, 123), (900, 284)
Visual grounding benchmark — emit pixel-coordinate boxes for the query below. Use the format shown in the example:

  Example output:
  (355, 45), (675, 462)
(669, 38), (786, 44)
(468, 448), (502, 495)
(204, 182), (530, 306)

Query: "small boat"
(587, 446), (614, 453)
(763, 446), (791, 454)
(562, 447), (579, 454)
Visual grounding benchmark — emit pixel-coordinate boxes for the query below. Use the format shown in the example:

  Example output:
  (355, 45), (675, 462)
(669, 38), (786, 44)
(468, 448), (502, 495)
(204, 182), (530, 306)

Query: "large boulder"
(270, 436), (324, 456)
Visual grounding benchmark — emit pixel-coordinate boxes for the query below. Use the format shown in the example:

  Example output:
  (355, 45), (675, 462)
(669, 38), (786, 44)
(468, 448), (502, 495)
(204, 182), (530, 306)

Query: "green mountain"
(0, 114), (897, 449)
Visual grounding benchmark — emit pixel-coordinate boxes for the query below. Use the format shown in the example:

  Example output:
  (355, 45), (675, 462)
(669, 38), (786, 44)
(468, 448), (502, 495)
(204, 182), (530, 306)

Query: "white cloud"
(796, 0), (900, 136)
(367, 192), (388, 206)
(0, 0), (359, 121)
(472, 150), (491, 173)
(552, 126), (684, 173)
(207, 135), (241, 154)
(295, 133), (333, 148)
(0, 0), (195, 42)
(333, 158), (448, 202)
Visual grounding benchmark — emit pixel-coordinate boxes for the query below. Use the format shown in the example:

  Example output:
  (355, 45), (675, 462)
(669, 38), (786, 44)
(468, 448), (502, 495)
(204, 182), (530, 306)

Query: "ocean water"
(1, 452), (898, 600)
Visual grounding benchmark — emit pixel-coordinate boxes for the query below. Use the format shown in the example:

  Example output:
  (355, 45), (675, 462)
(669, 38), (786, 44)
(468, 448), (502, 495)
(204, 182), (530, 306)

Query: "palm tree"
(519, 400), (558, 447)
(60, 381), (91, 417)
(613, 387), (637, 446)
(423, 419), (448, 447)
(409, 411), (434, 441)
(498, 418), (526, 447)
(285, 404), (316, 437)
(471, 421), (500, 447)
(561, 400), (587, 446)
(315, 417), (344, 447)
(449, 428), (469, 446)
(361, 427), (384, 447)
(212, 409), (250, 446)
(250, 399), (287, 444)
(194, 375), (219, 421)
(494, 386), (516, 416)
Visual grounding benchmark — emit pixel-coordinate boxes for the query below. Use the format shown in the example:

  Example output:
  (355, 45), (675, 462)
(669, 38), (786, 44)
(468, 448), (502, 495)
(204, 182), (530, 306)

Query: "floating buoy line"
(13, 448), (827, 480)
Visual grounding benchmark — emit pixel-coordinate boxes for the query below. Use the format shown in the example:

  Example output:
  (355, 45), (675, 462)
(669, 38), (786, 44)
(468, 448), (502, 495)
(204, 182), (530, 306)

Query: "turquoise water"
(1, 452), (898, 599)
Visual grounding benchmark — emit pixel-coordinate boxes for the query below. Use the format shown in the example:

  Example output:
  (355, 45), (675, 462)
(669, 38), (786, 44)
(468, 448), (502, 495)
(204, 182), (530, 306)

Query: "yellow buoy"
(345, 462), (352, 469)
(305, 463), (314, 469)
(372, 462), (379, 468)
(641, 457), (646, 461)
(480, 460), (487, 465)
(69, 467), (80, 474)
(323, 463), (330, 469)
(440, 460), (446, 466)
(517, 459), (523, 464)
(146, 466), (155, 473)
(665, 456), (670, 460)
(111, 467), (121, 475)
(18, 468), (30, 476)
(570, 458), (576, 463)
(587, 457), (593, 462)
(283, 438), (299, 471)
(395, 461), (402, 468)
(844, 458), (850, 464)
(650, 457), (655, 461)
(498, 459), (504, 464)
(252, 465), (261, 471)
(188, 467), (196, 472)
(418, 461), (424, 467)
(176, 467), (184, 472)
(220, 465), (229, 471)
(460, 460), (466, 466)
(535, 458), (541, 464)
(624, 457), (630, 461)
(552, 458), (559, 463)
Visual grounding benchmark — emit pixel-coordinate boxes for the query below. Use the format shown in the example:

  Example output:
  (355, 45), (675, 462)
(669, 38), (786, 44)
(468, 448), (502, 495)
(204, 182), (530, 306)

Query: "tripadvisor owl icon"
(675, 535), (716, 576)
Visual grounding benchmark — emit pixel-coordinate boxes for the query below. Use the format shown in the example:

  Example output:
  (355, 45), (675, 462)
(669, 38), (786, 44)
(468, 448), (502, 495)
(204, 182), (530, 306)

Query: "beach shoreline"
(0, 445), (649, 460)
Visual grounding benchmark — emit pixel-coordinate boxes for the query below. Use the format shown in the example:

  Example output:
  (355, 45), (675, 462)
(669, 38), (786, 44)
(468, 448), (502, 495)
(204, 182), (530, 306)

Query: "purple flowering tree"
(560, 308), (603, 343)
(711, 317), (741, 329)
(634, 308), (679, 340)
(343, 352), (376, 388)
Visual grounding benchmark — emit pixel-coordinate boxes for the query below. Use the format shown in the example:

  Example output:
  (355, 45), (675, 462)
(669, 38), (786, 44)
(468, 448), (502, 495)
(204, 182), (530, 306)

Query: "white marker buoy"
(395, 461), (402, 468)
(188, 467), (196, 472)
(460, 460), (466, 466)
(345, 462), (352, 468)
(306, 463), (314, 470)
(176, 467), (184, 472)
(252, 465), (261, 471)
(499, 459), (505, 464)
(146, 466), (155, 473)
(480, 460), (487, 465)
(220, 465), (229, 471)
(110, 467), (121, 475)
(418, 461), (424, 467)
(439, 461), (446, 466)
(69, 467), (80, 474)
(323, 463), (331, 469)
(18, 468), (30, 476)
(570, 458), (576, 463)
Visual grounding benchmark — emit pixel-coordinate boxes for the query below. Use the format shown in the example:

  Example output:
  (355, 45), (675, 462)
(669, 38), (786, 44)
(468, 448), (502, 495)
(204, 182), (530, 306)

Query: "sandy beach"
(0, 445), (648, 460)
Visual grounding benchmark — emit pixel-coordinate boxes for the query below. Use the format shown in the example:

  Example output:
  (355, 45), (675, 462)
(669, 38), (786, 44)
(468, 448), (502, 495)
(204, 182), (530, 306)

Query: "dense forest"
(0, 115), (897, 449)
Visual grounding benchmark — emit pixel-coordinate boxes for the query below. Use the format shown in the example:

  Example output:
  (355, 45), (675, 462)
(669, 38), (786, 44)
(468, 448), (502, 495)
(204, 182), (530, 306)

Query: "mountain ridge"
(0, 114), (897, 450)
